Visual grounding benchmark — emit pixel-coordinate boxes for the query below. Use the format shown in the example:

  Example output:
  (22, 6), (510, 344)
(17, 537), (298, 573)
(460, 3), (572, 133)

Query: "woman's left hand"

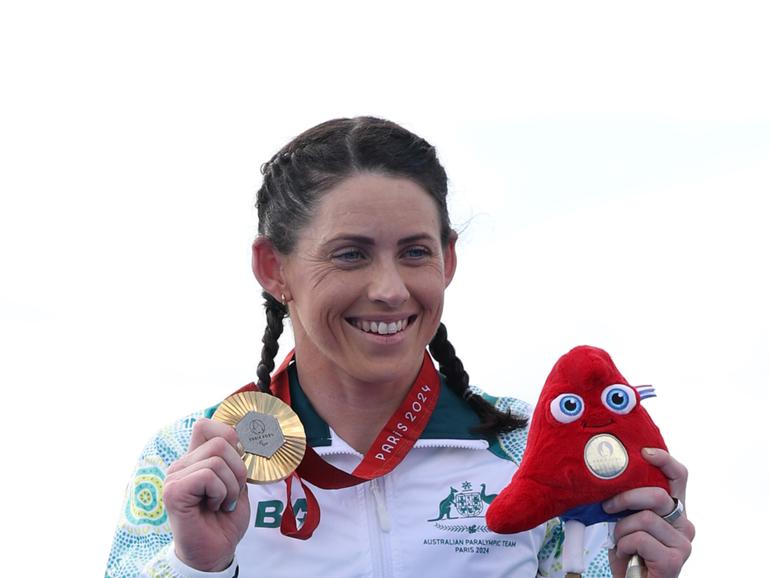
(603, 448), (696, 578)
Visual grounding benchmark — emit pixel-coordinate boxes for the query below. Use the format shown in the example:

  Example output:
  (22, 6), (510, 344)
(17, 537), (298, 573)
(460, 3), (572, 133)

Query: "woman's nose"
(368, 261), (410, 307)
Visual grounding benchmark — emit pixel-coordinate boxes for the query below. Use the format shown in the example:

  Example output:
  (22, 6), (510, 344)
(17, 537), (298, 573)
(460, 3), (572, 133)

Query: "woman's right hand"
(163, 418), (250, 572)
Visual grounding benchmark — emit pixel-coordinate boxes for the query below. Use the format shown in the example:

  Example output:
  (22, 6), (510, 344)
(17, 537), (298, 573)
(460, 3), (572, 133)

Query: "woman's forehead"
(305, 173), (442, 238)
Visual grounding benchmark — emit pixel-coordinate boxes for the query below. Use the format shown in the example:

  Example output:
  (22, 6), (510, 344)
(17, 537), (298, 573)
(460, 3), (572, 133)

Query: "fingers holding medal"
(166, 421), (248, 512)
(163, 418), (253, 571)
(212, 391), (306, 484)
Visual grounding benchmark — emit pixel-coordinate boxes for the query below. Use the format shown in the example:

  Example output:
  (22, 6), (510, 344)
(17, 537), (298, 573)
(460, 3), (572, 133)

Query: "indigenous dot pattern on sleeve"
(105, 410), (205, 578)
(479, 389), (531, 464)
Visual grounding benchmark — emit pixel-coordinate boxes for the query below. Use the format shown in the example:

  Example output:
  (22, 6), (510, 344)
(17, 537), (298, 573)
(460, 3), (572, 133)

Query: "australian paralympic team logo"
(423, 481), (518, 555)
(427, 481), (497, 530)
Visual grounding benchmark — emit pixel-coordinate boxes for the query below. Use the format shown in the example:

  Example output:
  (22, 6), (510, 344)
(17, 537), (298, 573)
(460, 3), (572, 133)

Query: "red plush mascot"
(486, 346), (669, 575)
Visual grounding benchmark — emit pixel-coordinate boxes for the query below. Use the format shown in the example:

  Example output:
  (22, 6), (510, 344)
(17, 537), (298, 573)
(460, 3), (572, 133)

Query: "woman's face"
(280, 172), (456, 387)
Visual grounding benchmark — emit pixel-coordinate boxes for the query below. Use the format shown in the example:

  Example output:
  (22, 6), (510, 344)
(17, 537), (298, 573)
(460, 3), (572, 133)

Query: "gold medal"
(212, 391), (306, 484)
(583, 433), (629, 480)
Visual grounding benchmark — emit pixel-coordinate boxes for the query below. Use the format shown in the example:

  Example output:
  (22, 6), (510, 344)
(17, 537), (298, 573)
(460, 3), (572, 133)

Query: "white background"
(1, 2), (768, 576)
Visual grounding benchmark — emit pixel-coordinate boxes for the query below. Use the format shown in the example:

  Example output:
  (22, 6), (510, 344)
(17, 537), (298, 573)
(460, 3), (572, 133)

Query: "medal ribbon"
(235, 350), (440, 539)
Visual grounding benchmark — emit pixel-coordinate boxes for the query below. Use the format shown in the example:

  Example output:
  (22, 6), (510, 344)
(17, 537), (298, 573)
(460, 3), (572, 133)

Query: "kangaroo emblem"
(428, 487), (458, 521)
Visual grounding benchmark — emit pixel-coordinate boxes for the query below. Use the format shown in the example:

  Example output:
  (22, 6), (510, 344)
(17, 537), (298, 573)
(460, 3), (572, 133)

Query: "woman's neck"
(293, 351), (423, 454)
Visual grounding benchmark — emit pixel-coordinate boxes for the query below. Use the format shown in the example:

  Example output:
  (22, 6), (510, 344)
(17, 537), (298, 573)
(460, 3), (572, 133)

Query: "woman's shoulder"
(470, 385), (533, 465)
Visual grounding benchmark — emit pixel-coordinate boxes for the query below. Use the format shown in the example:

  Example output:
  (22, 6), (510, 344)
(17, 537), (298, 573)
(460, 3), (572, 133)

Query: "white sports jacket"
(106, 366), (612, 577)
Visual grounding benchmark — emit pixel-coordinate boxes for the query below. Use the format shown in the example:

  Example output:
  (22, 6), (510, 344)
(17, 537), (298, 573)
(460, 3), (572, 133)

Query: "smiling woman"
(248, 119), (520, 448)
(255, 174), (459, 452)
(106, 117), (694, 578)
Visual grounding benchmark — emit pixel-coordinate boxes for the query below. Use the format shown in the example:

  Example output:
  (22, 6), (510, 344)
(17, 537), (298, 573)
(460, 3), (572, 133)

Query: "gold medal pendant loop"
(212, 391), (306, 484)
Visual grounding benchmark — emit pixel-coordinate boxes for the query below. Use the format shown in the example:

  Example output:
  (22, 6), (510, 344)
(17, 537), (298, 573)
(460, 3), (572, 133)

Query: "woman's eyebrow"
(323, 234), (375, 247)
(397, 233), (436, 246)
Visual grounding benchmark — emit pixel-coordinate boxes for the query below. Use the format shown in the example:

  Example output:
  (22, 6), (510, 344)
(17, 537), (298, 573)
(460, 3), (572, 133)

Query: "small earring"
(280, 293), (287, 306)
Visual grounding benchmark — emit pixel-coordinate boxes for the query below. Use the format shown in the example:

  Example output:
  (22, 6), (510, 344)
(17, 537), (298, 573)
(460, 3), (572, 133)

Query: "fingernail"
(602, 498), (617, 513)
(225, 499), (238, 512)
(643, 448), (659, 457)
(237, 442), (245, 456)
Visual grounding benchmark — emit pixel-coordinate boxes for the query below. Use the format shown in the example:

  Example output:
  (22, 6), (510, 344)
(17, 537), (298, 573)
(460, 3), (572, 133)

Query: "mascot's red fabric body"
(486, 345), (669, 534)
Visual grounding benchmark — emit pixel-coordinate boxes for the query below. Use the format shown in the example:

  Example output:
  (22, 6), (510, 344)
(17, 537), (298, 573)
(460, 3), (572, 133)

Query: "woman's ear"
(252, 237), (287, 300)
(443, 231), (458, 288)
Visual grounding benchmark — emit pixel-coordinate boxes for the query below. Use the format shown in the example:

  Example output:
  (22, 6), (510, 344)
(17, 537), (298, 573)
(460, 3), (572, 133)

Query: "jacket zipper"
(371, 478), (391, 532)
(366, 477), (393, 578)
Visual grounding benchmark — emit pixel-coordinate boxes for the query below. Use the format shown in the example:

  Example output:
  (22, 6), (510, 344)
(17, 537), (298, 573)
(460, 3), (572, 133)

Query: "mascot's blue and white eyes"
(551, 385), (638, 423)
(601, 384), (637, 415)
(550, 394), (585, 423)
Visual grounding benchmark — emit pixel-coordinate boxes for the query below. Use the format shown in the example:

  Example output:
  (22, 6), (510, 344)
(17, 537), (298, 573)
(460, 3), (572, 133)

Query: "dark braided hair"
(255, 116), (525, 435)
(429, 323), (527, 434)
(256, 291), (287, 392)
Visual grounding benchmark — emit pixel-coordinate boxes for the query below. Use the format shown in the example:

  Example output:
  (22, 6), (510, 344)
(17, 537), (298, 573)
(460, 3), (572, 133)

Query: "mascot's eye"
(601, 384), (637, 415)
(550, 393), (585, 423)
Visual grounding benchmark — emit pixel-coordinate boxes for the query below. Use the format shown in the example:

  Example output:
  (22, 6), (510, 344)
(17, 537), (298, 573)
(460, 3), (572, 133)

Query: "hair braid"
(429, 323), (527, 436)
(256, 291), (288, 392)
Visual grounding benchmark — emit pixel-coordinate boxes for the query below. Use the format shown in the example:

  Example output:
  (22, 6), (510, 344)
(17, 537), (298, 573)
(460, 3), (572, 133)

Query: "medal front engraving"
(213, 391), (306, 483)
(235, 411), (285, 458)
(584, 433), (628, 479)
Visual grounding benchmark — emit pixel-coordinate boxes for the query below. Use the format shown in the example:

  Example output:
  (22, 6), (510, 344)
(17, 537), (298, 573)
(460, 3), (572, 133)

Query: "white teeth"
(354, 318), (409, 335)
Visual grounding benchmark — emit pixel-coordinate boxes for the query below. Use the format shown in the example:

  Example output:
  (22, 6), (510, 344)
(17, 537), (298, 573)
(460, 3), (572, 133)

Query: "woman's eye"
(403, 246), (430, 259)
(550, 393), (585, 423)
(601, 384), (637, 414)
(332, 249), (365, 262)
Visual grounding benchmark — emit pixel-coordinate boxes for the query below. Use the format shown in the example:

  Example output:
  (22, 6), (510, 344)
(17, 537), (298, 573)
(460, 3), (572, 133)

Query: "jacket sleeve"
(105, 409), (213, 578)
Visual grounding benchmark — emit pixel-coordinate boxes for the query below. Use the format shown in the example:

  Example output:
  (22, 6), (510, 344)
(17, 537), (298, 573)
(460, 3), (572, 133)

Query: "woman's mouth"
(347, 316), (415, 335)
